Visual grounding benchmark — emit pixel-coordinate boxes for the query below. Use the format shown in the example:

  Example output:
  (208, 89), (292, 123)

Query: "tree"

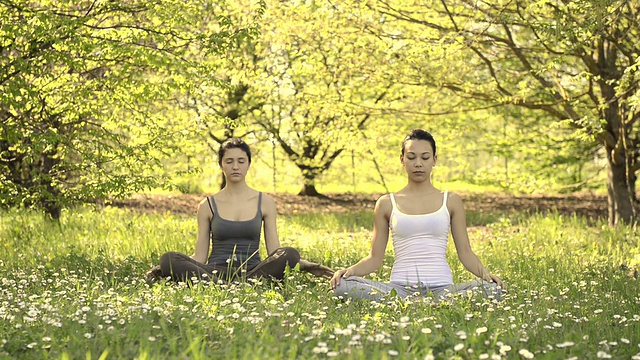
(368, 0), (639, 224)
(0, 0), (259, 217)
(249, 0), (398, 196)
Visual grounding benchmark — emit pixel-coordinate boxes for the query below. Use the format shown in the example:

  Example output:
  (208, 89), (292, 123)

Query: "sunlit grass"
(0, 206), (638, 359)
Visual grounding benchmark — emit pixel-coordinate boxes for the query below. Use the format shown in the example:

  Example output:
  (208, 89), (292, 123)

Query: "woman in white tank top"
(330, 129), (504, 301)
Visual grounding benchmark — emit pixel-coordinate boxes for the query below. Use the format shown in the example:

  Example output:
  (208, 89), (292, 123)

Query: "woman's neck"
(403, 179), (436, 194)
(220, 181), (253, 197)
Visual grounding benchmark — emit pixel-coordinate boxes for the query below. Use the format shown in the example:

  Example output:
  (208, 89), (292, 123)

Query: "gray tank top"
(206, 193), (263, 268)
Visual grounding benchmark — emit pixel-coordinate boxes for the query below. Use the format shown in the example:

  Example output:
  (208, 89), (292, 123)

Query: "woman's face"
(401, 139), (436, 181)
(220, 147), (250, 183)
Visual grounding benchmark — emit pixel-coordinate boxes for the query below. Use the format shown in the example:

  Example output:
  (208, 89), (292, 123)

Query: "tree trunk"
(40, 150), (62, 220)
(298, 183), (321, 196)
(606, 154), (636, 225)
(298, 171), (322, 196)
(296, 165), (325, 196)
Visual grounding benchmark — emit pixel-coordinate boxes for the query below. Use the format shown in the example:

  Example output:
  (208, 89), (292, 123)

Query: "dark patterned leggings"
(159, 247), (300, 283)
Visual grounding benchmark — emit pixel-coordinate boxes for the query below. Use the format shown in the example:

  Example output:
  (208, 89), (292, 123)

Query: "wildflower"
(518, 349), (534, 359)
(476, 326), (488, 335)
(84, 333), (93, 339)
(388, 350), (399, 356)
(421, 328), (432, 334)
(596, 351), (612, 358)
(556, 342), (575, 348)
(312, 342), (329, 354)
(454, 343), (464, 351)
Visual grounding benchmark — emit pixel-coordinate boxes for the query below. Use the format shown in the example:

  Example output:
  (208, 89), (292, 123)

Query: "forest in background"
(1, 0), (638, 224)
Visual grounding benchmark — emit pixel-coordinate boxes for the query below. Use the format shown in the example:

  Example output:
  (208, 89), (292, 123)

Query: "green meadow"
(0, 202), (639, 359)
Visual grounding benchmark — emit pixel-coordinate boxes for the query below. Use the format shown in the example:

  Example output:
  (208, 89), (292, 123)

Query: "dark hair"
(218, 138), (252, 166)
(401, 129), (436, 157)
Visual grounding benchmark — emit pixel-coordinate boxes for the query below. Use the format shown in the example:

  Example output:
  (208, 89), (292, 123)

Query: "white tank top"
(389, 192), (453, 286)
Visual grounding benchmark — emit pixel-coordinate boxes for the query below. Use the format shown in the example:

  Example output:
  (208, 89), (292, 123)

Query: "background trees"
(0, 0), (259, 218)
(246, 0), (400, 196)
(2, 0), (636, 225)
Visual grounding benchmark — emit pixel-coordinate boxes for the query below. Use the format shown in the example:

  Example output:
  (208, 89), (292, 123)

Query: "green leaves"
(0, 0), (261, 217)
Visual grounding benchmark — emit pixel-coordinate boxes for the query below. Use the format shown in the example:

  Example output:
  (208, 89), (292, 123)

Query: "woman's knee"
(159, 252), (183, 274)
(484, 282), (503, 300)
(333, 278), (352, 298)
(332, 277), (374, 300)
(277, 247), (300, 267)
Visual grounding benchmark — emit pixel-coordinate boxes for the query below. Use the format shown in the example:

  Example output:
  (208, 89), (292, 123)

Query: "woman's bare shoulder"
(445, 191), (466, 211)
(259, 192), (278, 214)
(261, 191), (276, 203)
(375, 193), (391, 204)
(197, 196), (213, 214)
(446, 191), (464, 203)
(374, 194), (392, 213)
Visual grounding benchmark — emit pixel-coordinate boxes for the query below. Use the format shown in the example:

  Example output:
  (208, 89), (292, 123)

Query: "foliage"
(0, 0), (261, 217)
(0, 206), (638, 359)
(3, 0), (637, 224)
(198, 0), (405, 196)
(450, 106), (604, 193)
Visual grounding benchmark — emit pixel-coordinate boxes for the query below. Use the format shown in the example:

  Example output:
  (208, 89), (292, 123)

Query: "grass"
(0, 204), (639, 359)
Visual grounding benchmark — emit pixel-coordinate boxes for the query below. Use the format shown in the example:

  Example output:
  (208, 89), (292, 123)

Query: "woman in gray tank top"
(147, 138), (333, 283)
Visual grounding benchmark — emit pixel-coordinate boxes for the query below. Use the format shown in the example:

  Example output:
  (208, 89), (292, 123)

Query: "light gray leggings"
(334, 276), (502, 302)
